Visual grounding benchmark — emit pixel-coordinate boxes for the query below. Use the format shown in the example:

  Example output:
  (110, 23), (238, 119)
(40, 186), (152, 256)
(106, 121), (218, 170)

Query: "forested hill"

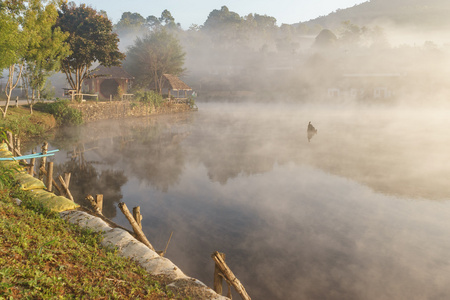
(300, 0), (450, 31)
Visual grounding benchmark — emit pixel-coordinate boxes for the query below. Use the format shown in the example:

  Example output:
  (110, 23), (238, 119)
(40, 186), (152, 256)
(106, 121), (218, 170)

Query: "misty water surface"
(32, 102), (450, 300)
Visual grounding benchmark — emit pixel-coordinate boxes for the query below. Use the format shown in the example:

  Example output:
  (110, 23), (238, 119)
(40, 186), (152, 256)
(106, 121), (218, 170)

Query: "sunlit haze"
(71, 0), (366, 27)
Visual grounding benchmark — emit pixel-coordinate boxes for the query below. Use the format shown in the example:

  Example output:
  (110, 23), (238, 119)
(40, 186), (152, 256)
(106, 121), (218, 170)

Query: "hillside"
(300, 0), (450, 32)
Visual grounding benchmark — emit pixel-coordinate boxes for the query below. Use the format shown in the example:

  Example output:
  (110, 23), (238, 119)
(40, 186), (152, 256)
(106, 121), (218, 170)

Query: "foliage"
(33, 100), (83, 126)
(125, 29), (185, 94)
(22, 0), (70, 104)
(56, 2), (125, 94)
(134, 90), (164, 107)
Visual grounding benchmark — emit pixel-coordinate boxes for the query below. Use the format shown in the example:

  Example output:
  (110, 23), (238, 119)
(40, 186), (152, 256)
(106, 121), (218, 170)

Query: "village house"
(84, 65), (134, 100)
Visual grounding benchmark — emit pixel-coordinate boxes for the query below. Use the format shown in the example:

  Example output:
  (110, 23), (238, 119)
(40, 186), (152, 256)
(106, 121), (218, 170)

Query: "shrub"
(134, 90), (164, 107)
(34, 100), (83, 126)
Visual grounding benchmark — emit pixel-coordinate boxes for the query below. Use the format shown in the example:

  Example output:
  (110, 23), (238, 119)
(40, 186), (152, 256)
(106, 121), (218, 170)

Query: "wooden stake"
(95, 194), (103, 214)
(118, 202), (155, 251)
(6, 131), (13, 152)
(29, 150), (36, 175)
(46, 162), (53, 192)
(15, 135), (20, 155)
(39, 142), (48, 180)
(58, 175), (74, 202)
(213, 252), (226, 295)
(211, 251), (251, 300)
(64, 173), (71, 188)
(133, 206), (142, 230)
(86, 194), (103, 215)
(39, 166), (62, 194)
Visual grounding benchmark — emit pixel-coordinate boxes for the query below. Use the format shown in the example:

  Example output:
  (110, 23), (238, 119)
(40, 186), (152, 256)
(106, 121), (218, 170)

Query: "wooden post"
(213, 252), (226, 295)
(118, 202), (155, 251)
(211, 251), (251, 300)
(86, 194), (103, 215)
(64, 173), (71, 188)
(46, 162), (53, 192)
(39, 142), (48, 180)
(95, 194), (103, 214)
(39, 166), (62, 194)
(6, 131), (13, 152)
(29, 150), (36, 175)
(58, 175), (74, 201)
(15, 135), (20, 155)
(133, 206), (142, 230)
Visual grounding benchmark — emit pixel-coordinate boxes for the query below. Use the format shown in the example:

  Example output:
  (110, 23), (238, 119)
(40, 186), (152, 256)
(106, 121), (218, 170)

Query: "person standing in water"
(307, 121), (317, 142)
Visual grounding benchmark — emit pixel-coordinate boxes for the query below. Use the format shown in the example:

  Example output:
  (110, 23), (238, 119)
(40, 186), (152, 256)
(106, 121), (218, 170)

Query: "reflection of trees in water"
(188, 117), (285, 185)
(117, 127), (186, 192)
(54, 144), (127, 219)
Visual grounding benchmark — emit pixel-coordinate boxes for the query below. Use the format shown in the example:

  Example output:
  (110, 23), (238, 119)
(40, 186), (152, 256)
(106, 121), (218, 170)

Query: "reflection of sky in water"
(38, 103), (450, 299)
(120, 161), (450, 300)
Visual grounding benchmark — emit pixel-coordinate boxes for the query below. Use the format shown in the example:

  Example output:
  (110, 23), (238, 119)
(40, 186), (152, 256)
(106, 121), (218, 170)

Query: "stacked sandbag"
(0, 142), (79, 212)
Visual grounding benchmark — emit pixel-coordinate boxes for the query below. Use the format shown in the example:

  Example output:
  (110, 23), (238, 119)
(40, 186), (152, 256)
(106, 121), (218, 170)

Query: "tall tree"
(124, 29), (185, 94)
(22, 0), (70, 113)
(0, 0), (30, 118)
(56, 2), (125, 96)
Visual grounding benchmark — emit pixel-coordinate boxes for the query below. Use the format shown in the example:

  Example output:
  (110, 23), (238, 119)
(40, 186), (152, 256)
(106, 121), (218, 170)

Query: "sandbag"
(30, 189), (79, 212)
(15, 172), (47, 190)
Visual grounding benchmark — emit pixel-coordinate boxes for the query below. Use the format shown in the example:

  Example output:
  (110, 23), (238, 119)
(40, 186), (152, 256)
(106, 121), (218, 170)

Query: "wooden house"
(161, 74), (192, 100)
(84, 65), (134, 100)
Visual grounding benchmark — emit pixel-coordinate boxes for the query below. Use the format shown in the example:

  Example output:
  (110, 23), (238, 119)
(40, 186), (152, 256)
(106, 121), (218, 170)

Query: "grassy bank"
(0, 166), (178, 299)
(0, 106), (57, 141)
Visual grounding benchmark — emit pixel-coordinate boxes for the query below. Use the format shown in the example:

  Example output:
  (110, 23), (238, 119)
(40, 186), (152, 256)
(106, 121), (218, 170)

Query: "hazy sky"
(71, 0), (366, 28)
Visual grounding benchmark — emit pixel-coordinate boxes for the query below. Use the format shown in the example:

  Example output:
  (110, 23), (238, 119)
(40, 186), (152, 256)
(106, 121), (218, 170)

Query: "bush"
(134, 90), (164, 107)
(34, 100), (83, 126)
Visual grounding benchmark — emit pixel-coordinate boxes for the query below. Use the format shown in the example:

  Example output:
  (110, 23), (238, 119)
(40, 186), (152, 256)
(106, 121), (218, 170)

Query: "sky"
(71, 0), (367, 28)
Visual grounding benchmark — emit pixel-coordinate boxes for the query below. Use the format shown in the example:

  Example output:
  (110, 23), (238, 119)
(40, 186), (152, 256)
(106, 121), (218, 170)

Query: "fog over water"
(32, 102), (450, 299)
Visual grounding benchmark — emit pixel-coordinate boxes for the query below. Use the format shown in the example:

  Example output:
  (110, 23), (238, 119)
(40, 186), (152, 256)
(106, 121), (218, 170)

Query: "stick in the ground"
(118, 202), (155, 251)
(211, 251), (251, 300)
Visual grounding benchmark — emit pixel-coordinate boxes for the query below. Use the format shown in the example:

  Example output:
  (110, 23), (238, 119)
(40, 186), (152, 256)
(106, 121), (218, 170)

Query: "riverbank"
(0, 160), (176, 298)
(70, 101), (194, 123)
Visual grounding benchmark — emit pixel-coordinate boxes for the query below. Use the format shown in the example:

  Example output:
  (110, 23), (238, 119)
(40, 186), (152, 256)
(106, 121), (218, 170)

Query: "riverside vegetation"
(0, 162), (181, 299)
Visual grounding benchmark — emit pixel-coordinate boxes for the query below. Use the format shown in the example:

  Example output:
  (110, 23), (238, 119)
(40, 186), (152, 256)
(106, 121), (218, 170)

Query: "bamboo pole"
(58, 175), (74, 202)
(118, 202), (155, 251)
(29, 150), (36, 175)
(46, 162), (53, 192)
(133, 206), (142, 230)
(86, 194), (103, 215)
(39, 142), (48, 180)
(6, 131), (13, 152)
(39, 166), (62, 194)
(64, 173), (71, 188)
(211, 251), (251, 300)
(213, 252), (226, 295)
(95, 194), (103, 214)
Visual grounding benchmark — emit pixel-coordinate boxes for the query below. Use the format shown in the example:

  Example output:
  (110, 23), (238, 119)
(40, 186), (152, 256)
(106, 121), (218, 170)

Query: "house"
(161, 74), (192, 101)
(84, 65), (134, 100)
(327, 73), (404, 100)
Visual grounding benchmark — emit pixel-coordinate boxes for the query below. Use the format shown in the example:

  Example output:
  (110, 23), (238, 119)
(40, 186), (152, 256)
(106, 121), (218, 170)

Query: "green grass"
(0, 106), (57, 141)
(0, 165), (177, 299)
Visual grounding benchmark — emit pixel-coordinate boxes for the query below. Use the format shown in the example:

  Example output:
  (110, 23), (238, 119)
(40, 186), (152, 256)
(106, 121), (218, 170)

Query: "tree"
(22, 0), (70, 113)
(124, 29), (185, 94)
(56, 2), (125, 96)
(0, 0), (30, 118)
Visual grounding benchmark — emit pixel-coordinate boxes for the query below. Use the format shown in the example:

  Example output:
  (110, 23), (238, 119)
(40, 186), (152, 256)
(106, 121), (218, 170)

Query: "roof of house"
(90, 65), (134, 80)
(163, 74), (192, 91)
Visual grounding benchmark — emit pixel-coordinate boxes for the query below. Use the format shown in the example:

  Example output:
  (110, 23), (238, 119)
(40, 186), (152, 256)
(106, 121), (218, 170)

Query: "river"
(28, 102), (450, 300)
